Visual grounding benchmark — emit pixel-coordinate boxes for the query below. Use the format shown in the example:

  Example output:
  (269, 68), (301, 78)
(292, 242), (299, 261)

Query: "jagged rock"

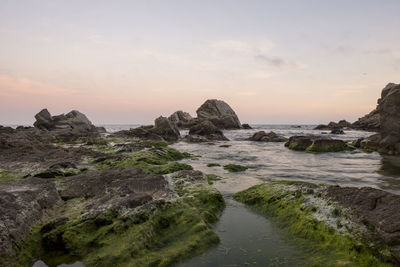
(247, 131), (287, 142)
(188, 120), (228, 141)
(285, 136), (349, 152)
(0, 178), (61, 260)
(196, 99), (241, 129)
(330, 128), (345, 135)
(352, 109), (380, 131)
(314, 120), (352, 130)
(34, 109), (97, 132)
(151, 116), (180, 142)
(242, 124), (252, 129)
(168, 111), (193, 129)
(111, 117), (180, 142)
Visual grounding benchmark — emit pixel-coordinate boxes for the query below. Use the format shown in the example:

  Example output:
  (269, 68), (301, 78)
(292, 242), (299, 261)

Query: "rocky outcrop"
(242, 124), (252, 129)
(187, 120), (228, 141)
(168, 111), (193, 129)
(0, 178), (61, 260)
(360, 83), (400, 154)
(196, 99), (241, 129)
(34, 109), (97, 132)
(285, 136), (350, 152)
(314, 120), (352, 130)
(352, 109), (380, 131)
(330, 128), (344, 135)
(247, 131), (287, 142)
(112, 116), (180, 142)
(327, 186), (400, 262)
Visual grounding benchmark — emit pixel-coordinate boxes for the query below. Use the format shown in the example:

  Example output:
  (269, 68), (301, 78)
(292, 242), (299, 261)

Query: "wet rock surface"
(247, 131), (287, 142)
(0, 178), (61, 260)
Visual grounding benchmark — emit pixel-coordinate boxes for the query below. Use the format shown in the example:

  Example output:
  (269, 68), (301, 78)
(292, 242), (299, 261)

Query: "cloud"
(254, 54), (301, 69)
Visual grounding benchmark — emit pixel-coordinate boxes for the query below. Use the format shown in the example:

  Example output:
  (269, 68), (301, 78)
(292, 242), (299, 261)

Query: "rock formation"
(34, 109), (98, 132)
(285, 136), (350, 152)
(196, 99), (242, 129)
(247, 131), (287, 142)
(168, 111), (193, 129)
(352, 109), (380, 131)
(187, 120), (228, 141)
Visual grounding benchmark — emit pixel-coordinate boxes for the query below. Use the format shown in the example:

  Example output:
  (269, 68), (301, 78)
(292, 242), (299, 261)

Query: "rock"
(330, 128), (344, 135)
(151, 116), (180, 142)
(111, 117), (180, 142)
(247, 131), (287, 142)
(168, 111), (193, 129)
(0, 178), (61, 260)
(326, 185), (400, 262)
(196, 99), (241, 129)
(188, 120), (229, 141)
(352, 109), (380, 131)
(242, 123), (252, 129)
(59, 167), (169, 210)
(285, 136), (349, 152)
(314, 124), (330, 130)
(34, 109), (97, 132)
(314, 120), (352, 130)
(183, 134), (210, 143)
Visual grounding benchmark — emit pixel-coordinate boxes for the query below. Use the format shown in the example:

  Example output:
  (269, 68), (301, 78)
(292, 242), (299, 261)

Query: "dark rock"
(151, 116), (180, 142)
(314, 124), (330, 130)
(196, 99), (242, 129)
(183, 134), (210, 143)
(352, 109), (380, 131)
(0, 178), (61, 259)
(34, 109), (97, 132)
(326, 185), (400, 262)
(242, 124), (252, 129)
(247, 131), (287, 142)
(188, 120), (229, 141)
(314, 120), (351, 130)
(285, 136), (349, 152)
(330, 128), (345, 135)
(168, 111), (193, 129)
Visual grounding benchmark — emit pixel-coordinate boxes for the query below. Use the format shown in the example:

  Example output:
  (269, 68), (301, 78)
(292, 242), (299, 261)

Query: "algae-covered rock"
(247, 131), (287, 142)
(234, 181), (398, 266)
(285, 136), (350, 152)
(223, 164), (248, 172)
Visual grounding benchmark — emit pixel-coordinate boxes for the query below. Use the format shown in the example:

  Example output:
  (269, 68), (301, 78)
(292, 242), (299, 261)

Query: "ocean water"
(101, 124), (400, 195)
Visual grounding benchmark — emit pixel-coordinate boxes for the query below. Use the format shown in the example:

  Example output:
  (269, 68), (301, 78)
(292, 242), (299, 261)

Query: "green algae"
(223, 164), (248, 172)
(17, 176), (225, 267)
(0, 170), (24, 183)
(207, 163), (221, 167)
(96, 146), (193, 174)
(234, 182), (392, 267)
(205, 174), (223, 185)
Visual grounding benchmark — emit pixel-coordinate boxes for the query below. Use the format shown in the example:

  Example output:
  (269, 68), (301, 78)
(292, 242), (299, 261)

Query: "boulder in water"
(188, 120), (228, 141)
(196, 99), (241, 129)
(247, 131), (287, 142)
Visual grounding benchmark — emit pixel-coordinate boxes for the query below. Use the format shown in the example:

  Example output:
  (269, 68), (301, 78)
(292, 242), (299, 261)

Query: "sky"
(0, 0), (399, 125)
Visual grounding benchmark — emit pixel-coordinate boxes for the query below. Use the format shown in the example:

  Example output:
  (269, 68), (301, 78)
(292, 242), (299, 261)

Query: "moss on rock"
(223, 164), (248, 172)
(234, 182), (391, 267)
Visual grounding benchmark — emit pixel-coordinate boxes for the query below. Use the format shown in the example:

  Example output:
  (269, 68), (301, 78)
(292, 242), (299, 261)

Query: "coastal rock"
(59, 167), (169, 210)
(327, 185), (400, 262)
(285, 136), (349, 152)
(151, 116), (181, 141)
(330, 128), (345, 135)
(352, 109), (380, 131)
(0, 178), (61, 260)
(196, 99), (241, 129)
(188, 120), (229, 141)
(168, 111), (193, 129)
(314, 120), (352, 130)
(242, 123), (252, 129)
(34, 109), (97, 132)
(111, 117), (180, 142)
(247, 131), (287, 142)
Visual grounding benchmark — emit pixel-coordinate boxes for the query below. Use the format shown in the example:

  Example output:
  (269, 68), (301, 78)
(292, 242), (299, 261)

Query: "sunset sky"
(0, 0), (399, 125)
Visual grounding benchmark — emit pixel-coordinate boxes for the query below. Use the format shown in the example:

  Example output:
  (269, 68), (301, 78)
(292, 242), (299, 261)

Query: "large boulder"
(377, 83), (400, 145)
(168, 111), (193, 129)
(188, 120), (228, 141)
(34, 109), (97, 132)
(196, 99), (241, 129)
(247, 131), (287, 142)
